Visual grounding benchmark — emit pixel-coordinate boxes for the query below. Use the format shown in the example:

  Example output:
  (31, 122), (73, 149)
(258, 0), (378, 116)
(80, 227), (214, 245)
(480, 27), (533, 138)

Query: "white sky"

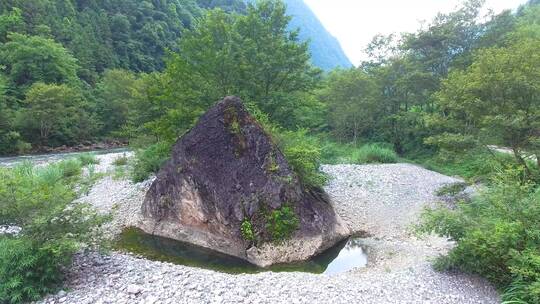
(303, 0), (529, 65)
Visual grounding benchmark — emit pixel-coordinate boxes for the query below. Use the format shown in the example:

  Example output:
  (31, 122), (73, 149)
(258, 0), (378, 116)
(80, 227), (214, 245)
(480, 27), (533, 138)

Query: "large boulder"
(138, 96), (349, 267)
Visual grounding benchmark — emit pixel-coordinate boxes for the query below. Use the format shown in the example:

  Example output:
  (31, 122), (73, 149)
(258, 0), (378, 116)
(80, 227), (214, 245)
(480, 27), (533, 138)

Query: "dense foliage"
(418, 170), (540, 303)
(0, 160), (105, 303)
(0, 0), (246, 154)
(0, 0), (348, 155)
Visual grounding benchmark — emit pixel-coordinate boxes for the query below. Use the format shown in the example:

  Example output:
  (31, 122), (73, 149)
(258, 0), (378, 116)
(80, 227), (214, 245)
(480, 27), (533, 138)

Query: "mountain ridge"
(284, 0), (353, 70)
(245, 0), (353, 70)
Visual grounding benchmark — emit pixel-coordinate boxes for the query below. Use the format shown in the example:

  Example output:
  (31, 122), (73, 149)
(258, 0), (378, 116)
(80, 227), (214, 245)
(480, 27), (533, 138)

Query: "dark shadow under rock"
(138, 96), (350, 267)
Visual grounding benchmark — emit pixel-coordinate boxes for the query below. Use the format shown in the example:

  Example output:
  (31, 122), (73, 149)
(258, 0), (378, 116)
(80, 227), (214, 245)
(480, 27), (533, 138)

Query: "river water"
(0, 148), (129, 167)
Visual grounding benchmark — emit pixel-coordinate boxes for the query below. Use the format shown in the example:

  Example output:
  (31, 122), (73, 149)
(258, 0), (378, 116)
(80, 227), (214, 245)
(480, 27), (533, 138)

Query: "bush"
(274, 130), (328, 189)
(55, 159), (83, 178)
(113, 155), (129, 166)
(0, 163), (104, 303)
(0, 237), (67, 303)
(131, 142), (171, 182)
(418, 169), (540, 303)
(420, 148), (534, 183)
(265, 206), (299, 241)
(77, 153), (99, 166)
(356, 143), (398, 164)
(240, 219), (255, 242)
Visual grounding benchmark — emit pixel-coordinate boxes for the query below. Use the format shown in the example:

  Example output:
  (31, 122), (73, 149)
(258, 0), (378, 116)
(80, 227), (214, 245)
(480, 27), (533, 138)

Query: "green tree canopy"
(94, 69), (139, 135)
(146, 0), (321, 141)
(17, 83), (97, 147)
(318, 69), (379, 143)
(0, 33), (79, 92)
(426, 37), (540, 173)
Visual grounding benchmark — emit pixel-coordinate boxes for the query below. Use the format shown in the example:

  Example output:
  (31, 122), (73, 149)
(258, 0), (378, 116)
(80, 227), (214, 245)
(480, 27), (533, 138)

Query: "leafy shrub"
(0, 237), (67, 303)
(421, 148), (534, 183)
(265, 206), (299, 241)
(0, 163), (104, 303)
(240, 219), (255, 241)
(55, 159), (83, 178)
(356, 143), (398, 164)
(275, 130), (328, 189)
(77, 153), (99, 166)
(418, 169), (540, 303)
(131, 142), (171, 182)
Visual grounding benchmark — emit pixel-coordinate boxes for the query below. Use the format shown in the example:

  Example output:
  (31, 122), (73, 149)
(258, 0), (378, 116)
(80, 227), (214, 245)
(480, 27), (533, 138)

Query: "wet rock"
(139, 96), (349, 267)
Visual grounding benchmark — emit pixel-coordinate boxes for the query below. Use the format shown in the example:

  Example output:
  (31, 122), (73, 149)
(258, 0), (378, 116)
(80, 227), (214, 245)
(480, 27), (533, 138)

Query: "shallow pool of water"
(116, 228), (367, 275)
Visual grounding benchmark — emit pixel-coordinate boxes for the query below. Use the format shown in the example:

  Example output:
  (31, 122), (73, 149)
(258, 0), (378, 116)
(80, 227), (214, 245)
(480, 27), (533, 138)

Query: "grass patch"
(416, 148), (535, 183)
(55, 159), (83, 178)
(77, 153), (99, 166)
(418, 169), (540, 304)
(356, 143), (398, 164)
(436, 182), (468, 196)
(113, 155), (129, 166)
(318, 140), (362, 164)
(130, 142), (171, 182)
(0, 162), (105, 303)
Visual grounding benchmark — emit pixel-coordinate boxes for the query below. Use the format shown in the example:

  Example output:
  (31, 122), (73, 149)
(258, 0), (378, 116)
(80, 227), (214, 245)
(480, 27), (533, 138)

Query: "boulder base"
(138, 96), (349, 267)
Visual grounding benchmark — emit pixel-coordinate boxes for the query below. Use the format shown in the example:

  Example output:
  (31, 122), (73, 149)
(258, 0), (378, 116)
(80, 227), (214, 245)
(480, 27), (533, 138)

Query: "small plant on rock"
(265, 205), (299, 242)
(240, 219), (255, 242)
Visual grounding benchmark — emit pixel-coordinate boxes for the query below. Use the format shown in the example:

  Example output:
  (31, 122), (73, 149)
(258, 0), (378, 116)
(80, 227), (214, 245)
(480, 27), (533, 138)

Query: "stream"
(0, 148), (129, 167)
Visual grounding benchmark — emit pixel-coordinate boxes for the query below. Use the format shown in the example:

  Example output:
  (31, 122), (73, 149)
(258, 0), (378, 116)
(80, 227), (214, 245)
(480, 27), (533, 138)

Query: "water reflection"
(116, 227), (368, 275)
(322, 238), (367, 275)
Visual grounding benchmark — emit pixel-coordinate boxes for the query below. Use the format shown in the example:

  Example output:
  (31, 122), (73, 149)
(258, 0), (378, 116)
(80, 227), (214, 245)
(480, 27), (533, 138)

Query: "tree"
(148, 0), (321, 141)
(94, 69), (138, 135)
(17, 83), (98, 147)
(0, 74), (28, 154)
(426, 37), (540, 174)
(236, 0), (320, 117)
(0, 33), (79, 92)
(401, 0), (485, 78)
(318, 69), (379, 143)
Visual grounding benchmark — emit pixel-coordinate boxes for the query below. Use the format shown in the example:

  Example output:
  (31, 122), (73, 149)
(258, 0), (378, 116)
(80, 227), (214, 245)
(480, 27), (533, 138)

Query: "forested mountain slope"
(283, 0), (352, 70)
(0, 0), (245, 84)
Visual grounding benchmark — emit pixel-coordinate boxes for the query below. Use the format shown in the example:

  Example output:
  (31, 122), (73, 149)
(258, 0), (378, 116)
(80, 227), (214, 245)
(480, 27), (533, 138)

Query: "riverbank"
(32, 153), (499, 304)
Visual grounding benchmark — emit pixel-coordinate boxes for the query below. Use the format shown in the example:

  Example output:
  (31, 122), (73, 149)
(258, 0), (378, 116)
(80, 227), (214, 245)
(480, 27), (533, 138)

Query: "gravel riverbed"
(36, 155), (499, 304)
